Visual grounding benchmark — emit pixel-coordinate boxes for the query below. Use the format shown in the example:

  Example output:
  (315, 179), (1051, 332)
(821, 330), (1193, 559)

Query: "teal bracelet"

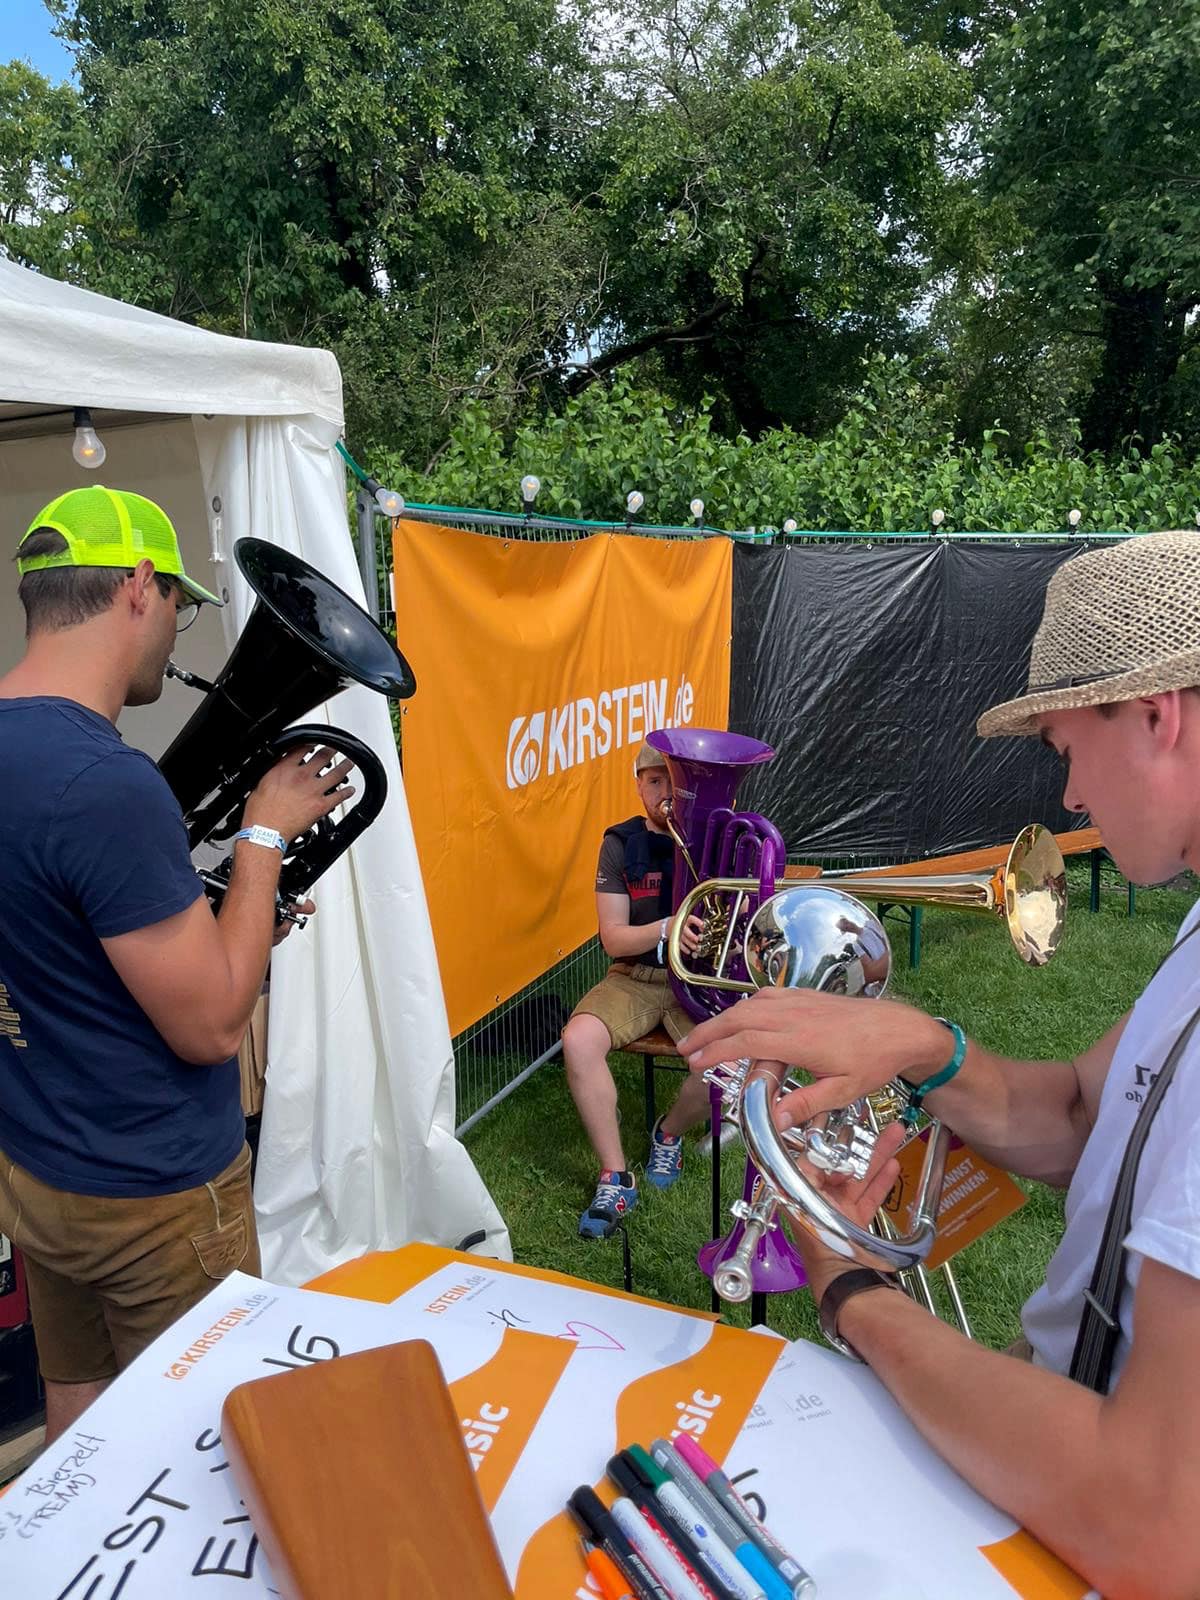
(901, 1018), (967, 1127)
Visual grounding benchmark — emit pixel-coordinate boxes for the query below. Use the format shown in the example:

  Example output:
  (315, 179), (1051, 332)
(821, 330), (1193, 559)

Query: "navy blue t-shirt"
(0, 698), (243, 1197)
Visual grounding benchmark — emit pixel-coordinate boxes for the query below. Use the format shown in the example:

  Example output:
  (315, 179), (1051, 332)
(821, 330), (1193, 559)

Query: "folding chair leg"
(643, 1058), (657, 1133)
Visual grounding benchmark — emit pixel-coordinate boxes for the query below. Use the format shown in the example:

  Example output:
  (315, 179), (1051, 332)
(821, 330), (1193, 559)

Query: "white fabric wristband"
(233, 825), (286, 854)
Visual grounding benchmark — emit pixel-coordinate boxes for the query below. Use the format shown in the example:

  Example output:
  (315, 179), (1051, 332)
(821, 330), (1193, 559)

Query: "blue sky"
(4, 0), (74, 81)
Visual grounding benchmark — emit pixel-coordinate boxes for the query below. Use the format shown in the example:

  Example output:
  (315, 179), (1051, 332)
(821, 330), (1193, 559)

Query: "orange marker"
(587, 1542), (637, 1600)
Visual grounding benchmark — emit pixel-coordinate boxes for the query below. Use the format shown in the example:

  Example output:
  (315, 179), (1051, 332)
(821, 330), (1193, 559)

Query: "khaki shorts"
(571, 963), (692, 1051)
(0, 1142), (260, 1384)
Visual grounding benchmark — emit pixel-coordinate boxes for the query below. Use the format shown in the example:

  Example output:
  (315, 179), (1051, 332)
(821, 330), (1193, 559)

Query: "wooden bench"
(783, 826), (1130, 967)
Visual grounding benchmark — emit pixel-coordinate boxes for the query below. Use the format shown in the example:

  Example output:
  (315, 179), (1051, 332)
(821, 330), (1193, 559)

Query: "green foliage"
(1, 0), (972, 459)
(381, 359), (1200, 532)
(974, 0), (1200, 452)
(27, 0), (597, 460)
(570, 0), (968, 437)
(0, 60), (80, 269)
(3, 0), (1198, 470)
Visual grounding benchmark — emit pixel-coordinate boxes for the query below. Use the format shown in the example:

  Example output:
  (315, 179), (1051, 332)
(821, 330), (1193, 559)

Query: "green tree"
(980, 0), (1200, 453)
(35, 0), (597, 458)
(0, 60), (80, 271)
(564, 0), (968, 437)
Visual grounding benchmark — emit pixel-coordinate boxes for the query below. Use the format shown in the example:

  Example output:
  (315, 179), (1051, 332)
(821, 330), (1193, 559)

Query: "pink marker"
(672, 1437), (816, 1600)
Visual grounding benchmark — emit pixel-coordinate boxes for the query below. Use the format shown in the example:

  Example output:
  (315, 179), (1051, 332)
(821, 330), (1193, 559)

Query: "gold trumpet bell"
(1003, 823), (1069, 964)
(669, 824), (1067, 991)
(825, 823), (1067, 967)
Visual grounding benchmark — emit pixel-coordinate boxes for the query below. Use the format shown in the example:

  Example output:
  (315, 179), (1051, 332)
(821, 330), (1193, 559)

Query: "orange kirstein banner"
(393, 520), (733, 1035)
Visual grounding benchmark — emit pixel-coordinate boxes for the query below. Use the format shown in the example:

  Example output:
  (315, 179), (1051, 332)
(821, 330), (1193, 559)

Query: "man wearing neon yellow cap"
(0, 486), (350, 1444)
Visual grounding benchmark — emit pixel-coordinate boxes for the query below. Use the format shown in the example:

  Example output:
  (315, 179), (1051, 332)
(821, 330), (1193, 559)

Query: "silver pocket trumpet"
(645, 728), (1066, 1309)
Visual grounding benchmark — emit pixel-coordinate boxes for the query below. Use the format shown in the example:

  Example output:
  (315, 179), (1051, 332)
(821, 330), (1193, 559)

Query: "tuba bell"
(159, 537), (414, 924)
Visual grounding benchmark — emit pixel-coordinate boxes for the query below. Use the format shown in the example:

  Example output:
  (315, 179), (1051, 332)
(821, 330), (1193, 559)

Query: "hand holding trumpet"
(762, 1071), (909, 1307)
(678, 987), (955, 1131)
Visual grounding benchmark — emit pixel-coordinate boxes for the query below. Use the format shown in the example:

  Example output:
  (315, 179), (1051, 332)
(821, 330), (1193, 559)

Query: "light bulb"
(783, 518), (798, 535)
(689, 497), (705, 520)
(71, 409), (106, 470)
(520, 474), (541, 506)
(1067, 508), (1082, 529)
(374, 485), (405, 517)
(626, 490), (644, 516)
(931, 508), (946, 529)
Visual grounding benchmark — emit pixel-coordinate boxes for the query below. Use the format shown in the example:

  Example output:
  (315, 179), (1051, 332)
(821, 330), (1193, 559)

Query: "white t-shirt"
(1021, 896), (1200, 1385)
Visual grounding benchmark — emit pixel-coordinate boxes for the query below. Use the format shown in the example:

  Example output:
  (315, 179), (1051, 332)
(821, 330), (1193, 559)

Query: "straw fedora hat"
(977, 530), (1200, 738)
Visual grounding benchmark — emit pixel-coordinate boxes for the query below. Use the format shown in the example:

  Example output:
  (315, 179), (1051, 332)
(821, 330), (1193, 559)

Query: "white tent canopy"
(0, 256), (509, 1279)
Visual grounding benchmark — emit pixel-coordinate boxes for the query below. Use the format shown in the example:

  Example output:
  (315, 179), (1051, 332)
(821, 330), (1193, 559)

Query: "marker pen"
(583, 1538), (637, 1600)
(673, 1436), (817, 1600)
(618, 1452), (744, 1600)
(608, 1454), (720, 1600)
(611, 1495), (713, 1600)
(648, 1440), (794, 1600)
(568, 1485), (672, 1600)
(626, 1444), (766, 1600)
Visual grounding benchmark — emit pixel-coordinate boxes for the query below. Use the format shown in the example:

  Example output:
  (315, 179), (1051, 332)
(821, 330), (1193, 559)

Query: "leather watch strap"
(819, 1267), (900, 1361)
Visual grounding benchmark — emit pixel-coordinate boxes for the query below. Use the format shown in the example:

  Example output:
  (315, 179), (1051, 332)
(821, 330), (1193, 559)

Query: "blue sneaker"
(645, 1116), (684, 1189)
(578, 1170), (638, 1239)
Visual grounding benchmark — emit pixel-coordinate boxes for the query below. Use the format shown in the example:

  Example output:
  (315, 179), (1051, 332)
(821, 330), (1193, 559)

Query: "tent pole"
(355, 487), (380, 620)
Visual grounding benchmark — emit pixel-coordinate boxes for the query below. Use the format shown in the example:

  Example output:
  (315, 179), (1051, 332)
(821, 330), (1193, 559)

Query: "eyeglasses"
(138, 570), (200, 631)
(172, 584), (199, 633)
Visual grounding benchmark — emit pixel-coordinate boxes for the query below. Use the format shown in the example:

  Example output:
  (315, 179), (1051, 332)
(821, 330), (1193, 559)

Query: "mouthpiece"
(166, 659), (216, 694)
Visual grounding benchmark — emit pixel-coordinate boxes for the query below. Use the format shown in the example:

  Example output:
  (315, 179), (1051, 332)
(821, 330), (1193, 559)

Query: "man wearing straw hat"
(680, 530), (1200, 1598)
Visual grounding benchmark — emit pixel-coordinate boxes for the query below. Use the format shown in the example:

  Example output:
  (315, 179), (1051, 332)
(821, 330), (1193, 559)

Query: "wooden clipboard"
(221, 1339), (514, 1599)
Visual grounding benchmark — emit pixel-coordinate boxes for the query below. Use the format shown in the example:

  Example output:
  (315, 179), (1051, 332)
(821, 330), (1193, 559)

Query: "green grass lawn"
(463, 867), (1197, 1349)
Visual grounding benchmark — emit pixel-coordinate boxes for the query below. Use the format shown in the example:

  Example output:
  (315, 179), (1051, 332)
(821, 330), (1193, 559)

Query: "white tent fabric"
(0, 257), (510, 1278)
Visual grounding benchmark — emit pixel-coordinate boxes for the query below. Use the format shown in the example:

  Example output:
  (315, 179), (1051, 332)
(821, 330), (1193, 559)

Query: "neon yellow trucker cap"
(17, 485), (223, 607)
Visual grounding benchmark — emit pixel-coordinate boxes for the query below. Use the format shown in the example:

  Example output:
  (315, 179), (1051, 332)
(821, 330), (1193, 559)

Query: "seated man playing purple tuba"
(561, 741), (713, 1238)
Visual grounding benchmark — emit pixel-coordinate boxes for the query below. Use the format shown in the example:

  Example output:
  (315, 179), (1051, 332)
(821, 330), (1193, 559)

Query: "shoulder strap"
(1069, 928), (1200, 1392)
(603, 817), (645, 845)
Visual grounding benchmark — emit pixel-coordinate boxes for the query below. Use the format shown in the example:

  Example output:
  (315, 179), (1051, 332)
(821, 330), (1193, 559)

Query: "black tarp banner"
(729, 541), (1086, 860)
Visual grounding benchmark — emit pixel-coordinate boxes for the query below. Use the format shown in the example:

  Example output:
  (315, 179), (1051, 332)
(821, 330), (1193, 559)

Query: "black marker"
(610, 1454), (738, 1600)
(568, 1485), (672, 1600)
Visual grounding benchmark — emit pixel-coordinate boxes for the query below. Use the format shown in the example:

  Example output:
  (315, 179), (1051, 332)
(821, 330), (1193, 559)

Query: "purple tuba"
(645, 728), (781, 1021)
(644, 728), (809, 1297)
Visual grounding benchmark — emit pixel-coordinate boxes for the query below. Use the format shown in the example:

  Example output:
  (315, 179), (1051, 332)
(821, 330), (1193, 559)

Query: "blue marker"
(629, 1444), (766, 1600)
(649, 1439), (796, 1600)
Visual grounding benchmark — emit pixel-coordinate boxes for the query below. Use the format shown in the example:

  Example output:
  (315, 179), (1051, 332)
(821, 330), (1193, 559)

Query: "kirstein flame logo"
(506, 712), (546, 788)
(504, 676), (694, 790)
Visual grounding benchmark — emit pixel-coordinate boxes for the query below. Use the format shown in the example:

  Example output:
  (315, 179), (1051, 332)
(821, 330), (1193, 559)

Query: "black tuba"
(159, 537), (415, 924)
